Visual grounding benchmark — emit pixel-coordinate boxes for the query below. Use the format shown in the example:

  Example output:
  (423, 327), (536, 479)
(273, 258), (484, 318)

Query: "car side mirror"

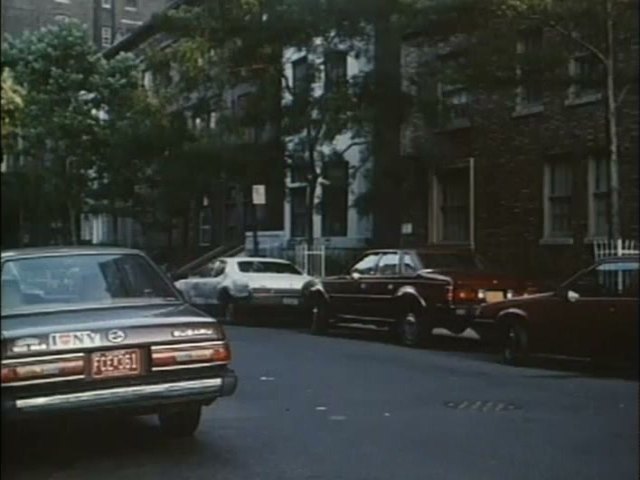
(566, 290), (580, 303)
(350, 271), (362, 281)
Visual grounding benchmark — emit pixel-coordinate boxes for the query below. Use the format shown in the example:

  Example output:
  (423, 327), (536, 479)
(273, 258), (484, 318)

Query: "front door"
(327, 252), (382, 319)
(356, 252), (401, 321)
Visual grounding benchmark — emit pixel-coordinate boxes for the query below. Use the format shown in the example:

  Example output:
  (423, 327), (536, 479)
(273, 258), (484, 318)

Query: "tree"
(404, 0), (638, 240)
(2, 21), (145, 245)
(1, 68), (24, 151)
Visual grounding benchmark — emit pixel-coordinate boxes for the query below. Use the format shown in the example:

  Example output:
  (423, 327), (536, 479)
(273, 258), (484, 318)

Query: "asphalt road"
(2, 324), (638, 480)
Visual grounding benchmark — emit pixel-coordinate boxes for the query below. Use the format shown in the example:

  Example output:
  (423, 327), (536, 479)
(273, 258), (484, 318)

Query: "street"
(2, 324), (638, 480)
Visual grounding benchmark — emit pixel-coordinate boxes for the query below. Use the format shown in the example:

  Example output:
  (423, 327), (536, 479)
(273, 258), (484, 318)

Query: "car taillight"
(1, 354), (85, 385)
(455, 288), (477, 302)
(151, 341), (231, 370)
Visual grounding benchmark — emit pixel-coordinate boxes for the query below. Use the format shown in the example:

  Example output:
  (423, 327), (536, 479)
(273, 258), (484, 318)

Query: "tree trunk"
(605, 0), (620, 240)
(306, 175), (317, 249)
(68, 202), (78, 245)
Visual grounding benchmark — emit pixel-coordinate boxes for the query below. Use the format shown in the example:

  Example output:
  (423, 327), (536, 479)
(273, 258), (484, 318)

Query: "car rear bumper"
(2, 369), (238, 419)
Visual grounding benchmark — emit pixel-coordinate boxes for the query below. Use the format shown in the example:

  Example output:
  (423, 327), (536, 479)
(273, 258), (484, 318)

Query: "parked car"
(474, 255), (639, 366)
(1, 247), (237, 437)
(174, 257), (314, 324)
(304, 248), (534, 346)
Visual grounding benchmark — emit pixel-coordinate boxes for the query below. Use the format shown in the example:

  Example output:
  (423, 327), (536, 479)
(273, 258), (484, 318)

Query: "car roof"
(221, 256), (294, 263)
(597, 255), (639, 263)
(1, 246), (143, 261)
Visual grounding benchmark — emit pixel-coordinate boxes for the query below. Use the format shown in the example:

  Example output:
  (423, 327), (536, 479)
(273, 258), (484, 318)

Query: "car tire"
(502, 322), (529, 366)
(397, 300), (429, 348)
(310, 298), (330, 335)
(158, 404), (202, 437)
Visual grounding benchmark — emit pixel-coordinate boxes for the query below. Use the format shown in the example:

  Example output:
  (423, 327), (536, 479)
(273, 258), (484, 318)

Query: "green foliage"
(1, 68), (24, 151)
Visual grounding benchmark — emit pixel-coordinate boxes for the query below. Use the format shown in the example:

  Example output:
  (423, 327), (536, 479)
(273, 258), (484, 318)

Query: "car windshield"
(417, 253), (483, 271)
(237, 261), (302, 275)
(1, 253), (180, 316)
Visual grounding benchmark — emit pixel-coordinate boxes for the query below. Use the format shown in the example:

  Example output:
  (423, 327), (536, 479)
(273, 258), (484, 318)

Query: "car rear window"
(1, 253), (179, 315)
(237, 261), (302, 275)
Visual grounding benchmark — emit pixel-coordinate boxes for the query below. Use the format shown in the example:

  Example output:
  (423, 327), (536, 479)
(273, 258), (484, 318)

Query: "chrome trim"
(152, 361), (228, 371)
(15, 378), (224, 410)
(473, 318), (496, 324)
(2, 375), (86, 388)
(337, 314), (395, 322)
(150, 340), (225, 351)
(2, 353), (85, 366)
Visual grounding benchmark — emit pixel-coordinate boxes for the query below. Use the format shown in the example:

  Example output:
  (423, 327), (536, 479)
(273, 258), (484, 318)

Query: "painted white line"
(315, 406), (327, 411)
(328, 415), (347, 421)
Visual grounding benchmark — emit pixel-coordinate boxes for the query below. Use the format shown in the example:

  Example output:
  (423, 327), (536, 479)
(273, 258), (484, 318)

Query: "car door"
(587, 260), (639, 360)
(355, 251), (401, 321)
(556, 263), (623, 358)
(326, 253), (382, 319)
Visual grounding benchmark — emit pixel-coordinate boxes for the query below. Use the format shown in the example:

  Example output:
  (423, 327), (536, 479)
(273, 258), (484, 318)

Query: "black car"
(1, 247), (237, 437)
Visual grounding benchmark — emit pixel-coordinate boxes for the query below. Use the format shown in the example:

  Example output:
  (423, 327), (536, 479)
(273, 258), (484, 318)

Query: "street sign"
(252, 185), (266, 205)
(401, 223), (413, 234)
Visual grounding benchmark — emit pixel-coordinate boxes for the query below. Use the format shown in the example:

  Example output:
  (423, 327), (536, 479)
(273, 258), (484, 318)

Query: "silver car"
(174, 257), (314, 323)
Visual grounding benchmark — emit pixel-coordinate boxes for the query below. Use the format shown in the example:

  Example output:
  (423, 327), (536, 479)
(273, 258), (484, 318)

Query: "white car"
(174, 257), (314, 323)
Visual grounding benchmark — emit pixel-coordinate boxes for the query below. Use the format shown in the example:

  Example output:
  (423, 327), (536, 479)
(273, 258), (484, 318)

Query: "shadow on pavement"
(1, 414), (225, 478)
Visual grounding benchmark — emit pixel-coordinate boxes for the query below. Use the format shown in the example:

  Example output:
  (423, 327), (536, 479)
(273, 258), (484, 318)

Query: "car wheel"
(398, 301), (429, 347)
(502, 323), (528, 366)
(219, 292), (238, 325)
(310, 298), (330, 335)
(158, 404), (202, 437)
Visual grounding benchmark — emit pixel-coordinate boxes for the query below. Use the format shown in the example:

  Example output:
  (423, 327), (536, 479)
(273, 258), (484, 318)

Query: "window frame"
(543, 159), (574, 241)
(101, 26), (113, 47)
(514, 27), (544, 114)
(566, 51), (603, 105)
(321, 160), (349, 237)
(324, 50), (347, 94)
(587, 156), (610, 239)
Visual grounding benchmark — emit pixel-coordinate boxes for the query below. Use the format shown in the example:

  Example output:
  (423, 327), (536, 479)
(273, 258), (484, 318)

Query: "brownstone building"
(400, 20), (639, 281)
(1, 0), (169, 49)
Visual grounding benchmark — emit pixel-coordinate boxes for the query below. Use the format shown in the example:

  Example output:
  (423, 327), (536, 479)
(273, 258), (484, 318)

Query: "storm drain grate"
(444, 401), (522, 412)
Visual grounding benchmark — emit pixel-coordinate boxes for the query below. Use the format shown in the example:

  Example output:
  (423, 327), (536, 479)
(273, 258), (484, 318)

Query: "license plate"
(485, 290), (505, 303)
(92, 349), (141, 379)
(282, 297), (299, 306)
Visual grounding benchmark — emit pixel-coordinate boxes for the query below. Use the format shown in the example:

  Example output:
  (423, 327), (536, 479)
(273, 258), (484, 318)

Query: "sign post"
(251, 185), (266, 255)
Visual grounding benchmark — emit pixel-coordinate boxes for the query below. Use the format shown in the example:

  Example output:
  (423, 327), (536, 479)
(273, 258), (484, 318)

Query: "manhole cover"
(444, 400), (521, 412)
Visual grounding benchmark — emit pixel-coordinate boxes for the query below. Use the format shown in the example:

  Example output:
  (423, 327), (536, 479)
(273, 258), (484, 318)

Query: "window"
(199, 209), (212, 246)
(515, 28), (543, 110)
(321, 161), (348, 237)
(350, 253), (382, 276)
(101, 0), (112, 8)
(101, 26), (112, 47)
(567, 262), (639, 298)
(377, 253), (400, 276)
(438, 168), (470, 242)
(234, 92), (251, 118)
(568, 52), (603, 102)
(290, 187), (307, 238)
(544, 160), (573, 238)
(588, 157), (609, 238)
(237, 261), (302, 275)
(324, 50), (347, 93)
(124, 0), (139, 10)
(401, 253), (419, 274)
(292, 56), (310, 102)
(438, 54), (469, 126)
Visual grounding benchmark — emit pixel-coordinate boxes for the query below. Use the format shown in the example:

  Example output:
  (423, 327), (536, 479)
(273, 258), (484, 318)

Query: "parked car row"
(173, 247), (638, 368)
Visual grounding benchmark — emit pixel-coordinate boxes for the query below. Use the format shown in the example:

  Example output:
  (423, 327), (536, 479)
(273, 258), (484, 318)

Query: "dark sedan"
(475, 255), (639, 366)
(304, 248), (535, 346)
(1, 247), (237, 437)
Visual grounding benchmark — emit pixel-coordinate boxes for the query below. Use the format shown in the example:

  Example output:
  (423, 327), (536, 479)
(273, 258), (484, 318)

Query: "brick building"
(1, 0), (169, 50)
(400, 19), (639, 281)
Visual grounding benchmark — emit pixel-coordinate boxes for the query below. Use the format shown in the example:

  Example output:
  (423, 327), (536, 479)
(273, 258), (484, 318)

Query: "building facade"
(1, 0), (169, 50)
(400, 20), (639, 281)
